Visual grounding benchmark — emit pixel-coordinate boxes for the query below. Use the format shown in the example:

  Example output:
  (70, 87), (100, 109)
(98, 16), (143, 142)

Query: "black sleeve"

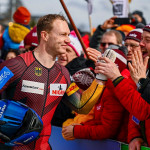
(51, 100), (75, 127)
(139, 78), (150, 104)
(89, 25), (106, 50)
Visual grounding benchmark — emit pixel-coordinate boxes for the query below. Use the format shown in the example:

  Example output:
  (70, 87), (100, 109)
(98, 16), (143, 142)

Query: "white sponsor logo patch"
(50, 84), (67, 96)
(21, 80), (44, 95)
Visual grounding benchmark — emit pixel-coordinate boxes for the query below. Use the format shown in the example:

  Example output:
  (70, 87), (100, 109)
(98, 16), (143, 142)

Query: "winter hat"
(143, 24), (150, 33)
(113, 49), (127, 72)
(13, 6), (31, 25)
(132, 10), (147, 25)
(125, 28), (143, 42)
(68, 31), (83, 56)
(116, 24), (135, 33)
(24, 26), (38, 47)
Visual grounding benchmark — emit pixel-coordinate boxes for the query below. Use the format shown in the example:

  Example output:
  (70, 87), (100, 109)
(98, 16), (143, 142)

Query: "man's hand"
(86, 47), (102, 63)
(129, 138), (147, 150)
(95, 56), (121, 81)
(128, 50), (149, 84)
(62, 124), (81, 140)
(101, 16), (119, 30)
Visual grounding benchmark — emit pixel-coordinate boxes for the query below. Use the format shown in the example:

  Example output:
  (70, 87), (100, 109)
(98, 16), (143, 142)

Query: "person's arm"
(128, 114), (142, 143)
(128, 49), (150, 103)
(94, 56), (150, 120)
(89, 25), (106, 50)
(62, 86), (127, 140)
(89, 16), (118, 50)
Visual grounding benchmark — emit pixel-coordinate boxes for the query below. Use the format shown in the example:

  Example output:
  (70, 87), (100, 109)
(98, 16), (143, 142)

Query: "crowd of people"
(0, 5), (150, 150)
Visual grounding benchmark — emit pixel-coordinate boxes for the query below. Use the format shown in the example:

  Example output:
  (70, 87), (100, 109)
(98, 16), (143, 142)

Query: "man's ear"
(41, 31), (48, 41)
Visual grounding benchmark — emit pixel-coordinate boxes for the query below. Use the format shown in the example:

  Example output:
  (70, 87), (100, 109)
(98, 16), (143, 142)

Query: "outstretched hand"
(128, 49), (149, 84)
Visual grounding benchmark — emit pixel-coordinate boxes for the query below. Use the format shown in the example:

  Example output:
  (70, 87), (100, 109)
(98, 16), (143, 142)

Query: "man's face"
(99, 34), (118, 53)
(140, 31), (150, 57)
(125, 39), (141, 61)
(46, 19), (70, 56)
(57, 45), (77, 66)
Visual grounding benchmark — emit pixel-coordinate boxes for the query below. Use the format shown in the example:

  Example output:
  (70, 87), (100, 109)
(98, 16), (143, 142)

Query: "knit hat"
(125, 28), (143, 42)
(24, 26), (38, 47)
(13, 6), (31, 25)
(143, 24), (150, 33)
(68, 31), (83, 56)
(113, 49), (127, 72)
(116, 24), (135, 33)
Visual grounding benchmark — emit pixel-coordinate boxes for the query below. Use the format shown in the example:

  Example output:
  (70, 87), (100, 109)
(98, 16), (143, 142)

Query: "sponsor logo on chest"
(21, 80), (44, 95)
(50, 84), (67, 96)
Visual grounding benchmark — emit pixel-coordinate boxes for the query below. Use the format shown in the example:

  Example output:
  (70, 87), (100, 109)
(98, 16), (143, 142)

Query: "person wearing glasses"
(99, 30), (123, 53)
(123, 28), (149, 150)
(94, 25), (150, 149)
(89, 16), (121, 51)
(124, 28), (148, 64)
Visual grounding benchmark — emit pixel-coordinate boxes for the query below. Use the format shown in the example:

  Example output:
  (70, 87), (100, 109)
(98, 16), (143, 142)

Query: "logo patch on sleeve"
(0, 66), (14, 90)
(50, 84), (67, 96)
(132, 115), (140, 125)
(21, 80), (44, 95)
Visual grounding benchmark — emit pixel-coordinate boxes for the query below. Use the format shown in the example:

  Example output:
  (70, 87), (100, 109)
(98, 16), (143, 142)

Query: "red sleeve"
(73, 87), (126, 140)
(113, 78), (150, 120)
(0, 56), (26, 93)
(128, 114), (142, 143)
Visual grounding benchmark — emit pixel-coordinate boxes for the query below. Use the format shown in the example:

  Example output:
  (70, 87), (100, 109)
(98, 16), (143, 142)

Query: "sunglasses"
(100, 42), (115, 47)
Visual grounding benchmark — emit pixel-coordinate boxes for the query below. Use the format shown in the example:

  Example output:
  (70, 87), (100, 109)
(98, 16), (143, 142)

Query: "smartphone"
(114, 18), (131, 25)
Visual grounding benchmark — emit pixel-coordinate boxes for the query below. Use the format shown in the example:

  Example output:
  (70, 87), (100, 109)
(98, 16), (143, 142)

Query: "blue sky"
(2, 0), (150, 32)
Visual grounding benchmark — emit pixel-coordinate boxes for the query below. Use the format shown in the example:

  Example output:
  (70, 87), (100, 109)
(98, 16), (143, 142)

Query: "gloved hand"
(96, 49), (116, 81)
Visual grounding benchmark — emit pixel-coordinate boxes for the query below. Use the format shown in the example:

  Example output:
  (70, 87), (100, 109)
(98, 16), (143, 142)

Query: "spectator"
(1, 6), (31, 59)
(132, 10), (147, 25)
(94, 24), (150, 149)
(99, 30), (123, 53)
(89, 16), (119, 51)
(62, 49), (129, 143)
(19, 26), (38, 53)
(5, 49), (20, 61)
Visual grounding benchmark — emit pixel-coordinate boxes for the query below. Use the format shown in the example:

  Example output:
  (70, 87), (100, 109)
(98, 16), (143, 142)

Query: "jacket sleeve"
(140, 78), (150, 104)
(113, 78), (150, 121)
(128, 114), (142, 143)
(89, 25), (106, 50)
(73, 88), (126, 140)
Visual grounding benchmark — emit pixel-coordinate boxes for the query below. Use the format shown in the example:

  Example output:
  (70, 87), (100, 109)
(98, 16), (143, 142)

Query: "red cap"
(125, 29), (143, 42)
(24, 26), (38, 47)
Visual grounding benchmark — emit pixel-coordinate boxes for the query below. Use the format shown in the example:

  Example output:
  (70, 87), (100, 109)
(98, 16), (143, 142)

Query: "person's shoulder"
(19, 51), (35, 66)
